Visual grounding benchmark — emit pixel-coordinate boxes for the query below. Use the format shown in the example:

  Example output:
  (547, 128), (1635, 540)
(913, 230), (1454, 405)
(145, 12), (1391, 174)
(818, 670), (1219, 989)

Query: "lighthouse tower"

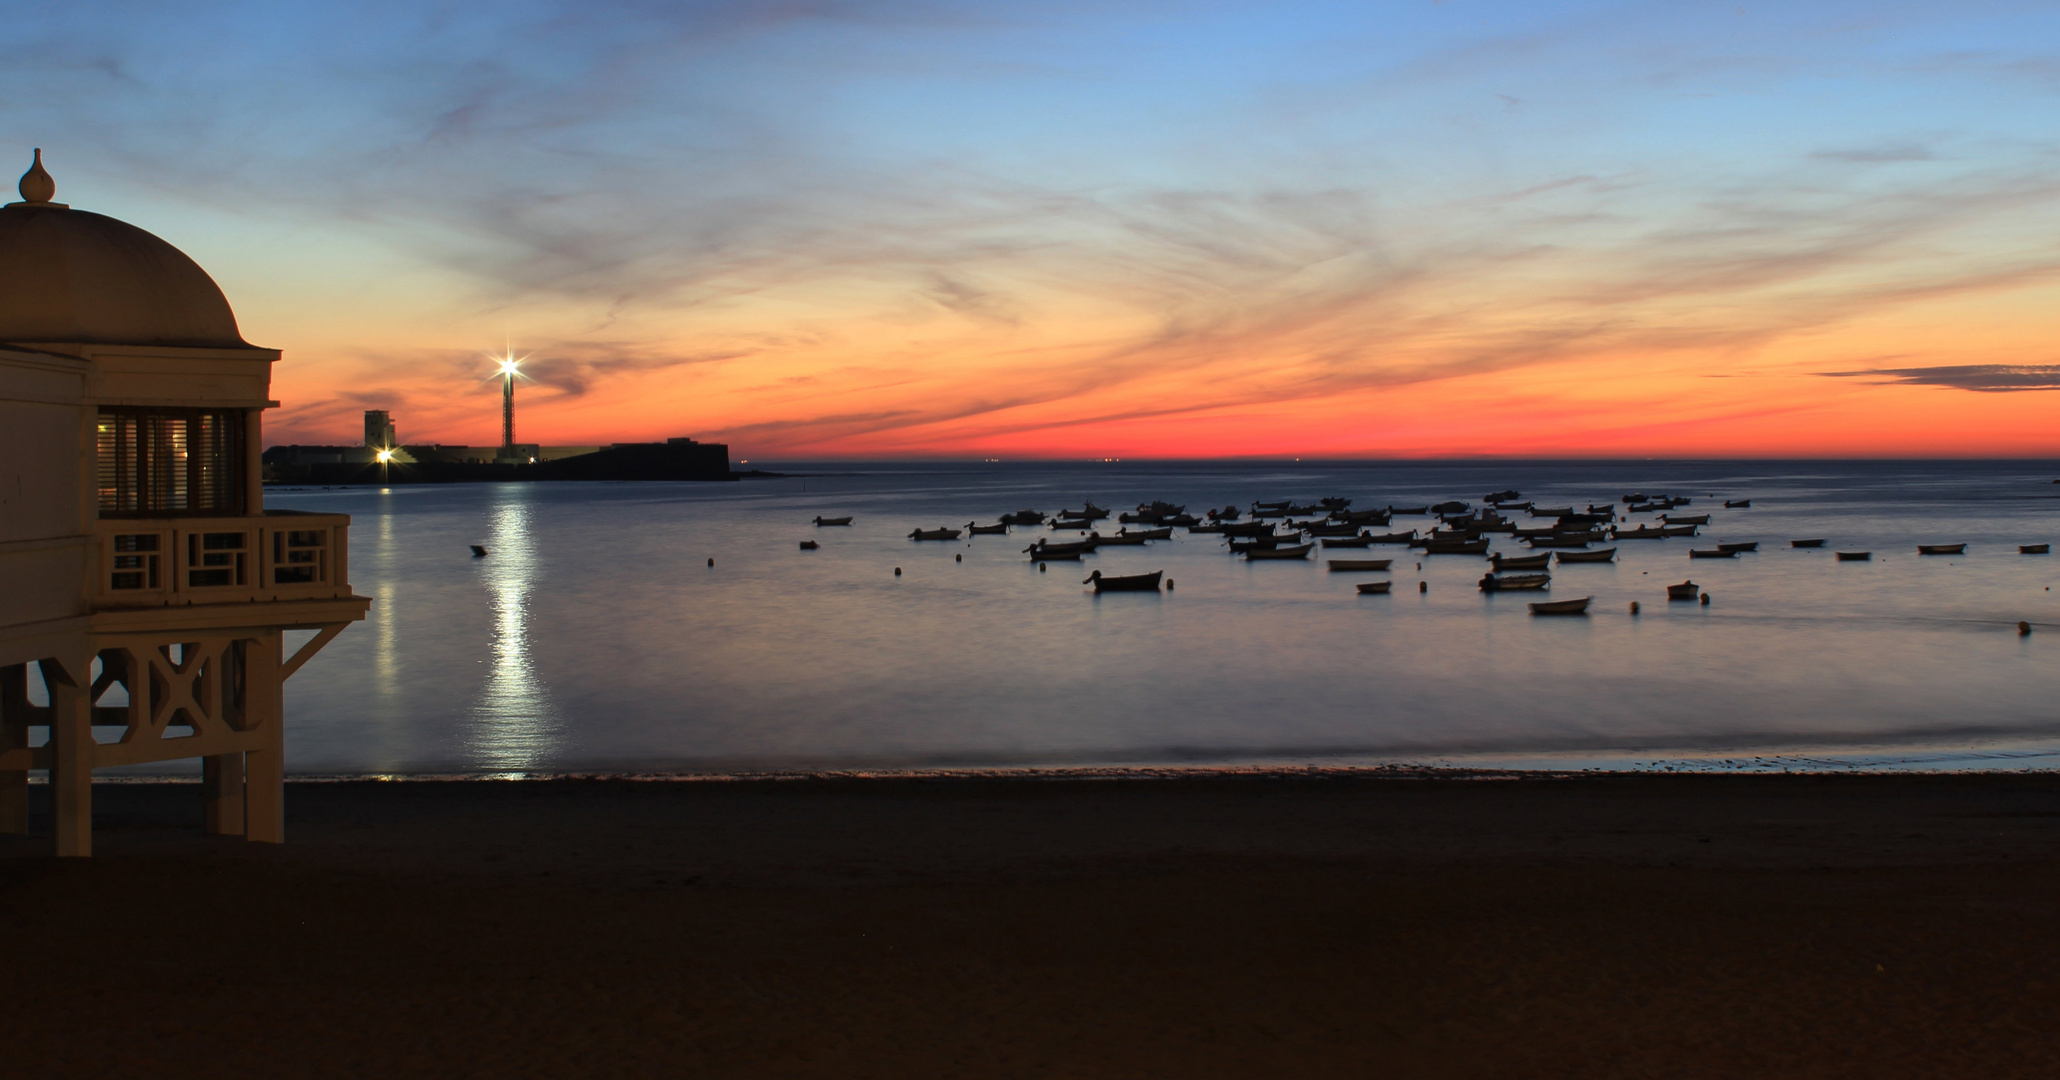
(0, 151), (368, 856)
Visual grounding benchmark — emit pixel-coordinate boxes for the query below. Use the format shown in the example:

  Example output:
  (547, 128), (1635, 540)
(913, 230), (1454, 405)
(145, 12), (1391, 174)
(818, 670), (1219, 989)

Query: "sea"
(102, 460), (2060, 775)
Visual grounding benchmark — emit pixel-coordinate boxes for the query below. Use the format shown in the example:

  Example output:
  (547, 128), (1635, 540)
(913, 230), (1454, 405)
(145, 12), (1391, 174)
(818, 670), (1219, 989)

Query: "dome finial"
(19, 149), (56, 204)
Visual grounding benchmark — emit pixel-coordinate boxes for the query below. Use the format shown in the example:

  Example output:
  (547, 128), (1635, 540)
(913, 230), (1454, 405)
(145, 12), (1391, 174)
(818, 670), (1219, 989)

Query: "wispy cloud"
(1823, 365), (2060, 392)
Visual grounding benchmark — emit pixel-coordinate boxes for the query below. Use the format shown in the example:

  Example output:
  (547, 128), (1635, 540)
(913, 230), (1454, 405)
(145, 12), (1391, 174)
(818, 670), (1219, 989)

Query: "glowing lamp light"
(375, 448), (395, 464)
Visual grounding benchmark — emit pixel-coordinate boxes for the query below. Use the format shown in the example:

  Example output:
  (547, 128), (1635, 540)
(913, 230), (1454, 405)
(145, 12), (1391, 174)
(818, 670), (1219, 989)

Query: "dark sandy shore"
(4, 772), (2059, 1078)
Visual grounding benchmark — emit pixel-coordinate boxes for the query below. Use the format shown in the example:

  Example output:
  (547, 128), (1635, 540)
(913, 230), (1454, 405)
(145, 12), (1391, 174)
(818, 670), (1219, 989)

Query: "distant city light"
(375, 448), (394, 463)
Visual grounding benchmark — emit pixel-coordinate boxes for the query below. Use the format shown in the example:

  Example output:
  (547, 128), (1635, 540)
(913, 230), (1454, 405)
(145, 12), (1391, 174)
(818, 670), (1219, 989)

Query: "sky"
(5, 0), (2060, 458)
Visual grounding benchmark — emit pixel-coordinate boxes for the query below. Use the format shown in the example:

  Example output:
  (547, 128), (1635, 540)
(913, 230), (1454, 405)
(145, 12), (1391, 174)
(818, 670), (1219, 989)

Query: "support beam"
(203, 752), (244, 836)
(0, 664), (27, 836)
(242, 631), (285, 843)
(42, 654), (93, 858)
(280, 623), (348, 681)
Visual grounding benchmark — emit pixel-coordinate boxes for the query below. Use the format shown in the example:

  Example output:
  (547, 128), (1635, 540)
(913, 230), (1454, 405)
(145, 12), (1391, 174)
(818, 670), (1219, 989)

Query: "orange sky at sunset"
(13, 1), (2059, 459)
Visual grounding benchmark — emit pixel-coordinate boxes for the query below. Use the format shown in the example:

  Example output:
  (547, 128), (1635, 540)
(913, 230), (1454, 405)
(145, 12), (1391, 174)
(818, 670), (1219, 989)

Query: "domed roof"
(0, 151), (251, 349)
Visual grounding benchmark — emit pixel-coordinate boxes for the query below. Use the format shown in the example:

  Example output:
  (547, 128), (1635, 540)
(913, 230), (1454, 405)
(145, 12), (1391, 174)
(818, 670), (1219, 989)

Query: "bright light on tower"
(375, 448), (394, 464)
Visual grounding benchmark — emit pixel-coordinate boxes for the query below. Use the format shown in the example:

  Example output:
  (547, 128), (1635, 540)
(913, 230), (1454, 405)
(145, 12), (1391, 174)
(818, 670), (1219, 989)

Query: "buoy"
(1630, 601), (1640, 615)
(1166, 579), (1174, 590)
(707, 557), (714, 567)
(1419, 581), (1427, 593)
(2020, 621), (2033, 636)
(894, 567), (902, 576)
(1700, 592), (1711, 605)
(1039, 563), (1047, 572)
(470, 545), (488, 558)
(955, 553), (962, 562)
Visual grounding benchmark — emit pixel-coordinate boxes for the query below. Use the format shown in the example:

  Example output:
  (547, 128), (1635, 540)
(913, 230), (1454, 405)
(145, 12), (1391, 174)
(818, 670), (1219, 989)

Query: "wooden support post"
(0, 664), (27, 836)
(203, 752), (245, 836)
(42, 656), (93, 858)
(242, 632), (285, 843)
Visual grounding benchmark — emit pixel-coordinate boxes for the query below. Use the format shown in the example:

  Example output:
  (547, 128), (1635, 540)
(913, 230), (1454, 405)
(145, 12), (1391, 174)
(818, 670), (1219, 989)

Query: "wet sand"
(3, 772), (2059, 1077)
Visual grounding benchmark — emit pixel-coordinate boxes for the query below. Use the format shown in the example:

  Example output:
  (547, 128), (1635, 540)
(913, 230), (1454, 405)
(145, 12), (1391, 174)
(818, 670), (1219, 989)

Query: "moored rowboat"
(2023, 544), (2050, 555)
(1479, 573), (1551, 592)
(1327, 559), (1392, 572)
(1355, 581), (1393, 594)
(1555, 547), (1617, 563)
(813, 516), (853, 526)
(1084, 569), (1162, 592)
(1489, 553), (1551, 570)
(1836, 551), (1871, 561)
(1791, 538), (1826, 548)
(1667, 581), (1700, 600)
(1688, 548), (1736, 559)
(1529, 597), (1591, 615)
(1917, 544), (1966, 555)
(1246, 544), (1314, 560)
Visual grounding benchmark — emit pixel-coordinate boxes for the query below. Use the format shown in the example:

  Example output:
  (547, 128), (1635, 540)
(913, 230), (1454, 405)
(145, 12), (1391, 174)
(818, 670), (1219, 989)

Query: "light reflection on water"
(250, 460), (2060, 775)
(466, 493), (561, 768)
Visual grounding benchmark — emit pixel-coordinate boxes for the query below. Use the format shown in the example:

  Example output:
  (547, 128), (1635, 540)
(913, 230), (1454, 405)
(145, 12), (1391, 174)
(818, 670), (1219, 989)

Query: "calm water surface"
(255, 461), (2060, 774)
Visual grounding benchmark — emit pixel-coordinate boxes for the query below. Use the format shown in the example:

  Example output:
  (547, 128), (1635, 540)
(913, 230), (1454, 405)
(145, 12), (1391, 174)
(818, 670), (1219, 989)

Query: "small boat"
(1097, 533), (1151, 546)
(1660, 525), (1701, 538)
(1715, 542), (1758, 553)
(1117, 511), (1162, 524)
(1057, 504), (1109, 521)
(1421, 539), (1490, 555)
(1555, 547), (1617, 564)
(1490, 552), (1552, 570)
(1527, 507), (1573, 518)
(798, 540), (819, 550)
(469, 545), (489, 557)
(1524, 537), (1591, 549)
(1660, 513), (1710, 526)
(999, 510), (1045, 526)
(1688, 549), (1735, 559)
(1327, 559), (1392, 572)
(1227, 538), (1285, 554)
(1084, 569), (1162, 593)
(910, 528), (962, 541)
(1246, 544), (1314, 560)
(1336, 510), (1390, 524)
(1622, 493), (1648, 504)
(1724, 499), (1751, 508)
(1430, 501), (1469, 514)
(1485, 489), (1522, 503)
(1219, 522), (1279, 537)
(1355, 581), (1392, 594)
(1306, 523), (1365, 537)
(1836, 551), (1871, 561)
(1614, 526), (1667, 540)
(813, 516), (853, 526)
(1917, 544), (1966, 555)
(2022, 544), (2050, 555)
(1321, 536), (1374, 548)
(1162, 514), (1200, 527)
(1031, 549), (1082, 561)
(966, 521), (1009, 535)
(1479, 572), (1550, 592)
(1390, 506), (1430, 516)
(1365, 532), (1418, 544)
(1666, 581), (1699, 600)
(1119, 526), (1173, 541)
(1529, 597), (1591, 615)
(1027, 537), (1098, 557)
(1791, 538), (1826, 548)
(1252, 500), (1291, 512)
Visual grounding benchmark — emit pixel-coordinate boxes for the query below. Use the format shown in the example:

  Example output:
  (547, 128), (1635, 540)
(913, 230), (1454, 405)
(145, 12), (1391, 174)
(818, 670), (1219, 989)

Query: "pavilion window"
(96, 408), (245, 517)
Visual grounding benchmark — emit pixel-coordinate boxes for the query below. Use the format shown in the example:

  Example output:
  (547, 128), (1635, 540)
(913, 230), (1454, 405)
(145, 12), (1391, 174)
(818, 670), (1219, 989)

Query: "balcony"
(93, 510), (352, 609)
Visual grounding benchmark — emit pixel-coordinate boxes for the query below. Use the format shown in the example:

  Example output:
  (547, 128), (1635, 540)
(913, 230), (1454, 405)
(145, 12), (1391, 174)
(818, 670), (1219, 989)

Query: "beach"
(4, 772), (2058, 1077)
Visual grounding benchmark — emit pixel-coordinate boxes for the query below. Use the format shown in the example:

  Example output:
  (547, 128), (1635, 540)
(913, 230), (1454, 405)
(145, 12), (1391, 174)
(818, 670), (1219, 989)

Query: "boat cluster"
(841, 486), (2046, 610)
